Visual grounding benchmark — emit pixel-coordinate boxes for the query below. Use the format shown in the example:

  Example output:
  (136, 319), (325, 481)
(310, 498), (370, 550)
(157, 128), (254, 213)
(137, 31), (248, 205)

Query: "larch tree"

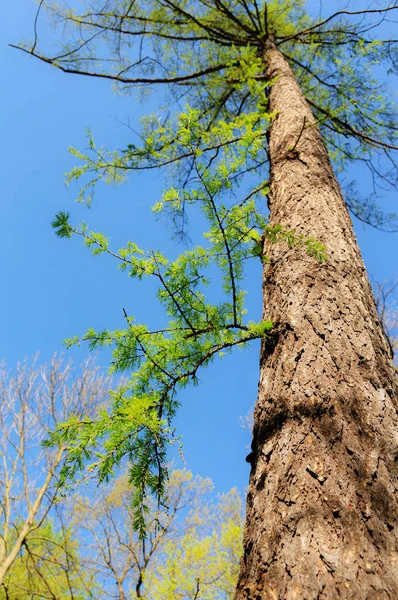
(13, 1), (398, 597)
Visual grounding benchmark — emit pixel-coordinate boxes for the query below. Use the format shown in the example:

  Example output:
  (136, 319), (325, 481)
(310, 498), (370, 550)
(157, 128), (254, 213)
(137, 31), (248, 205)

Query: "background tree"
(68, 469), (243, 599)
(142, 484), (242, 600)
(373, 277), (398, 364)
(0, 354), (110, 595)
(13, 1), (398, 597)
(0, 361), (243, 599)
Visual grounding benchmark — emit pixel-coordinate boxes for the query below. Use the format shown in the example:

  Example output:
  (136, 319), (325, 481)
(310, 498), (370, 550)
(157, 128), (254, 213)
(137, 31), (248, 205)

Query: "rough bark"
(236, 39), (398, 600)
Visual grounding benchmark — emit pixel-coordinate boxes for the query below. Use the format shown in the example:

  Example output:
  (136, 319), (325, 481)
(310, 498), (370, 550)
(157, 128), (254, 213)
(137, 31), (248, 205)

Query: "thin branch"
(31, 0), (44, 54)
(307, 97), (398, 151)
(194, 161), (240, 326)
(10, 45), (229, 85)
(279, 5), (398, 43)
(193, 578), (200, 600)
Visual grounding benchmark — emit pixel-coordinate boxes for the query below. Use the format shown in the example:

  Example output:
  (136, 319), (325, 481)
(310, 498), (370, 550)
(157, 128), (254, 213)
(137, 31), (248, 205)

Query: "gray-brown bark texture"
(236, 40), (398, 600)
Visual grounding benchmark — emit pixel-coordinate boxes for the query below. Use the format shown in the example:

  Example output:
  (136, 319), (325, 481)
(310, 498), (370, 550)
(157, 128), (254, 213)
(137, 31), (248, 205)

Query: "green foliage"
(51, 211), (73, 238)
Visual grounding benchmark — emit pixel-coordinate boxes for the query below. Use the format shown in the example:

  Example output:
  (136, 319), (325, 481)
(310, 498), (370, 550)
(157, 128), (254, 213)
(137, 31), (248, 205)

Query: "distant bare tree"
(0, 354), (111, 591)
(373, 278), (398, 364)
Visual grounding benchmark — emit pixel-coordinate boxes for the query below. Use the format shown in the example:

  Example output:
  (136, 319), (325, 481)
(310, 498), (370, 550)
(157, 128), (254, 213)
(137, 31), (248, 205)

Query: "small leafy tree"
(69, 469), (243, 599)
(141, 483), (242, 599)
(0, 518), (98, 599)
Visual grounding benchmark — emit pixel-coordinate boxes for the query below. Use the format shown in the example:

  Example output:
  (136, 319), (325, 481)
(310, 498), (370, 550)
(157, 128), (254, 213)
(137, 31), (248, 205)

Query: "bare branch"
(279, 5), (398, 42)
(9, 44), (229, 85)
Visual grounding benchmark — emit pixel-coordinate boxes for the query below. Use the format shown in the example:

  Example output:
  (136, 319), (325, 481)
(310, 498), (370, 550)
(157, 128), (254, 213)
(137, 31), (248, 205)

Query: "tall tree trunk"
(236, 38), (398, 600)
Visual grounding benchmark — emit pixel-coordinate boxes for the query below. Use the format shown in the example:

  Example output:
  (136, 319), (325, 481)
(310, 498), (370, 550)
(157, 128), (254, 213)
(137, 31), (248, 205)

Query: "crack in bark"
(306, 467), (326, 485)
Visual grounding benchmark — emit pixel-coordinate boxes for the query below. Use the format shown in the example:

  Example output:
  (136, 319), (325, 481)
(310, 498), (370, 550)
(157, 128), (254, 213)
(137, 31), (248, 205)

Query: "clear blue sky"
(1, 0), (397, 496)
